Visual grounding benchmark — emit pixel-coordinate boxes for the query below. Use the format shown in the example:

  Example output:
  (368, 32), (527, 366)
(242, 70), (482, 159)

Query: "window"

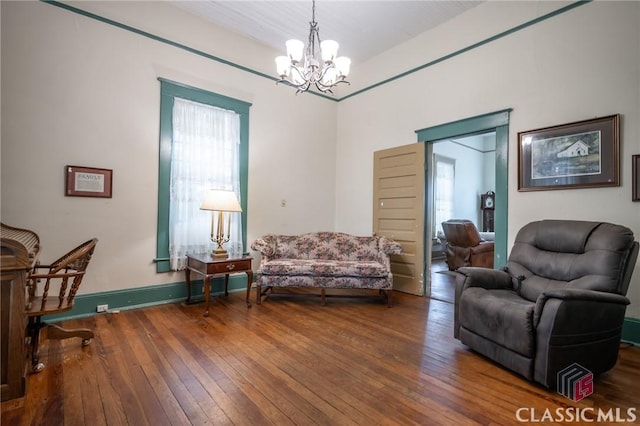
(433, 154), (455, 236)
(156, 79), (251, 272)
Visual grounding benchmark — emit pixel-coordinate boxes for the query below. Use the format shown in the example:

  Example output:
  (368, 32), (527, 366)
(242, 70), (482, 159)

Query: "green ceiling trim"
(40, 0), (336, 101)
(340, 1), (591, 101)
(41, 0), (590, 103)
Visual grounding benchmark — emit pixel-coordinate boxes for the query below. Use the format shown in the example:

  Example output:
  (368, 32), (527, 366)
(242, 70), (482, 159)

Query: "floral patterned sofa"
(250, 232), (403, 307)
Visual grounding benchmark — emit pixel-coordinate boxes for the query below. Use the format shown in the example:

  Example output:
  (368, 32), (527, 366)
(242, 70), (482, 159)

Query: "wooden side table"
(184, 254), (253, 316)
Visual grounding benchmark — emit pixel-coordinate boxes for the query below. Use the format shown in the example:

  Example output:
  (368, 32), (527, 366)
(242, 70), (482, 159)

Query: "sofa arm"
(250, 236), (276, 258)
(380, 237), (403, 256)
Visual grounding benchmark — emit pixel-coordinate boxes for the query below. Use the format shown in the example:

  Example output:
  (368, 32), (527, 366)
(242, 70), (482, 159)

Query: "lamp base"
(211, 247), (229, 258)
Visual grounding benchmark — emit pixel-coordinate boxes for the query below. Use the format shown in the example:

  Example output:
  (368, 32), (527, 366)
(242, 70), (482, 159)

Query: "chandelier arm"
(315, 77), (350, 93)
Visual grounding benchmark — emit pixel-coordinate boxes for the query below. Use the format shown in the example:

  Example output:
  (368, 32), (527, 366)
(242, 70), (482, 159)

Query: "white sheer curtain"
(169, 97), (242, 271)
(434, 154), (455, 236)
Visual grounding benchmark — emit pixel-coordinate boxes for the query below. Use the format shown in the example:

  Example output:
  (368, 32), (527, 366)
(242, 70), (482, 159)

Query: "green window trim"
(156, 78), (252, 273)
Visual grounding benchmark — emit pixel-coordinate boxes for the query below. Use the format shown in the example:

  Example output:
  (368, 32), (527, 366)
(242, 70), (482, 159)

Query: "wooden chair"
(25, 238), (98, 372)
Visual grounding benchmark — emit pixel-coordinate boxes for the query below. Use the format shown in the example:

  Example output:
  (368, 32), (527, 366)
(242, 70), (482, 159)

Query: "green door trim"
(415, 109), (512, 268)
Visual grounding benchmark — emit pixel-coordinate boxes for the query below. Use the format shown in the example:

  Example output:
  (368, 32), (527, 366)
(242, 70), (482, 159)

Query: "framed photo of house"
(65, 165), (113, 198)
(633, 155), (640, 202)
(518, 114), (620, 191)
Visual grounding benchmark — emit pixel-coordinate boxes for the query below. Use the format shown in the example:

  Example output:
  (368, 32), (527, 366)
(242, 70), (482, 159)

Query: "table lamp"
(200, 189), (242, 258)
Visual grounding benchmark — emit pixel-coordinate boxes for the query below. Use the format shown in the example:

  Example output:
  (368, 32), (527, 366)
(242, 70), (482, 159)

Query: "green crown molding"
(41, 0), (591, 102)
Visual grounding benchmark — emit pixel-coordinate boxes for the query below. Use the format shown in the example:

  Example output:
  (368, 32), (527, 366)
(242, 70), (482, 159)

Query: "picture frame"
(518, 114), (620, 192)
(633, 155), (640, 202)
(65, 165), (113, 198)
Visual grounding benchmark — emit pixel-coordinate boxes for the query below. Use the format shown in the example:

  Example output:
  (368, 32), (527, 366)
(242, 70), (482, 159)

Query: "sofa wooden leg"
(256, 285), (262, 305)
(386, 290), (393, 308)
(321, 288), (326, 306)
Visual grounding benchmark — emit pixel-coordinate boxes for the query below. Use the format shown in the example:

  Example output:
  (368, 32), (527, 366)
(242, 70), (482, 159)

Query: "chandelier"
(275, 0), (351, 94)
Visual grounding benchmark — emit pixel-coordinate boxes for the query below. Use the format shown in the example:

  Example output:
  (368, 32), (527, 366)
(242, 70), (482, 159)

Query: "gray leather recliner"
(454, 220), (639, 388)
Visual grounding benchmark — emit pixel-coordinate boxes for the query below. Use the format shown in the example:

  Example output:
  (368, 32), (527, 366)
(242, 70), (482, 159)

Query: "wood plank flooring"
(2, 277), (640, 425)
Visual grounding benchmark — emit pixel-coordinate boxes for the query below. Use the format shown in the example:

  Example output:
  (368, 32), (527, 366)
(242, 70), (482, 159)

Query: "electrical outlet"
(96, 304), (108, 313)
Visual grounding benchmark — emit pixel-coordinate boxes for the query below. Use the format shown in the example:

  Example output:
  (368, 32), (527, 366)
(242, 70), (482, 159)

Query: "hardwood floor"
(2, 284), (639, 425)
(429, 258), (455, 304)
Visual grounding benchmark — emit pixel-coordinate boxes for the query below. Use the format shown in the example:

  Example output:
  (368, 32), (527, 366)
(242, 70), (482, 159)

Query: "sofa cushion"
(460, 287), (536, 357)
(259, 259), (388, 278)
(271, 232), (382, 261)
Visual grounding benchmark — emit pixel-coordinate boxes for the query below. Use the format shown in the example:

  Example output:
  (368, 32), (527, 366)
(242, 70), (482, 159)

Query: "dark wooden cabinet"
(1, 267), (27, 401)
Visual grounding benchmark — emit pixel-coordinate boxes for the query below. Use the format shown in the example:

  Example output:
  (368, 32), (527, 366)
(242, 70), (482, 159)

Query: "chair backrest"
(49, 238), (98, 274)
(441, 220), (482, 248)
(507, 220), (638, 302)
(28, 238), (98, 313)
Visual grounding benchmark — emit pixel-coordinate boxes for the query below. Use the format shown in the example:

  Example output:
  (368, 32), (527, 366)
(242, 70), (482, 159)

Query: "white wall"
(335, 1), (640, 317)
(433, 141), (486, 227)
(1, 1), (337, 294)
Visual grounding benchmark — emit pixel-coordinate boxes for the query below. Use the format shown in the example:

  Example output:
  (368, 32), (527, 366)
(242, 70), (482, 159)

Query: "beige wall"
(1, 1), (337, 293)
(2, 1), (639, 318)
(334, 1), (640, 317)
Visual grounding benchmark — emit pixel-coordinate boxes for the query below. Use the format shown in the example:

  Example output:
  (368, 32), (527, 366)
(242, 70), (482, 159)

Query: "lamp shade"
(320, 40), (339, 62)
(286, 39), (304, 63)
(200, 189), (242, 212)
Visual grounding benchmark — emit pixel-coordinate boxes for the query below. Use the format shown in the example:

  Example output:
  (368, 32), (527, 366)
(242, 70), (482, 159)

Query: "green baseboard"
(622, 317), (640, 346)
(47, 275), (249, 322)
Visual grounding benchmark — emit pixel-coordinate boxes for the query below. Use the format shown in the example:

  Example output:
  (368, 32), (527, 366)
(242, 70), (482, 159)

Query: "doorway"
(416, 109), (511, 298)
(429, 132), (497, 302)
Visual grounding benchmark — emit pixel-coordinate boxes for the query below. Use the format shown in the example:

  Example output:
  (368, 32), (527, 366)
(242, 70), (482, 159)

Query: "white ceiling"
(169, 1), (482, 65)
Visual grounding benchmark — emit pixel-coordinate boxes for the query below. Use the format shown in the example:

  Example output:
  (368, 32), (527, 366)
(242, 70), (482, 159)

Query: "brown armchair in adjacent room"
(441, 219), (494, 270)
(25, 238), (98, 372)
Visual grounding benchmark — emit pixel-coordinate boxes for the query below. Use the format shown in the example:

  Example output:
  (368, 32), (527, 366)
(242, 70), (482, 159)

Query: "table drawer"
(204, 259), (252, 274)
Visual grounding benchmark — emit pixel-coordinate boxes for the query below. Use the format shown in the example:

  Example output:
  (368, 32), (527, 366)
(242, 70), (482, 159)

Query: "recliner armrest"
(456, 267), (512, 290)
(469, 241), (494, 255)
(453, 267), (512, 339)
(534, 288), (630, 327)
